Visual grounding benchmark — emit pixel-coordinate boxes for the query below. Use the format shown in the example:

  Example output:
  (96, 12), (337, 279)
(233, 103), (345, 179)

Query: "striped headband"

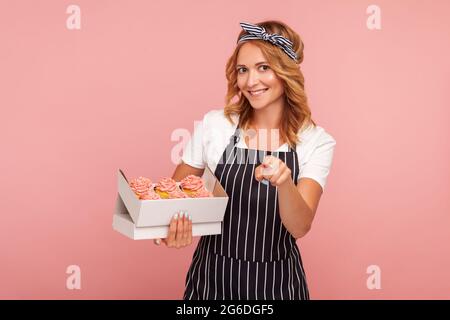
(237, 22), (298, 63)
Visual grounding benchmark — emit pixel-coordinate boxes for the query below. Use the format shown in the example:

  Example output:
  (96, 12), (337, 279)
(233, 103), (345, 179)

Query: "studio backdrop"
(1, 0), (449, 299)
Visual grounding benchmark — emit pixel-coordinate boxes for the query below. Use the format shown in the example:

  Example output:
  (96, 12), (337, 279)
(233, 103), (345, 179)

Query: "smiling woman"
(224, 21), (314, 149)
(174, 20), (337, 301)
(235, 46), (287, 124)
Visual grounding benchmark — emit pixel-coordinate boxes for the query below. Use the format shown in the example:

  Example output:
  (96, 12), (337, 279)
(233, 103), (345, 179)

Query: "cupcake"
(169, 188), (189, 199)
(180, 175), (213, 198)
(155, 177), (187, 199)
(189, 188), (213, 198)
(140, 188), (161, 200)
(129, 176), (152, 199)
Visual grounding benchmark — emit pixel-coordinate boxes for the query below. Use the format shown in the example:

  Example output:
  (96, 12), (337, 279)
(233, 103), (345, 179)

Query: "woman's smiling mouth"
(248, 88), (269, 96)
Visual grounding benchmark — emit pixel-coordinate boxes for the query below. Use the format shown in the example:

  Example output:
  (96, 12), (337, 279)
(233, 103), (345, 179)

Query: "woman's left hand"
(254, 155), (293, 187)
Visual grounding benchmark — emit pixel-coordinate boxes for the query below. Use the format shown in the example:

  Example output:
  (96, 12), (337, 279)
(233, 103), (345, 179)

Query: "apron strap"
(228, 124), (241, 146)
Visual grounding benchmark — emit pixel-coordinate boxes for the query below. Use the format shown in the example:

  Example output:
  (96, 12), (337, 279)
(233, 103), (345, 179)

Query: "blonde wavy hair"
(224, 20), (316, 148)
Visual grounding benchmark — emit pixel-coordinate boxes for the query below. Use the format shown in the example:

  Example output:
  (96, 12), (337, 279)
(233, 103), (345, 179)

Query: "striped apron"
(183, 126), (310, 300)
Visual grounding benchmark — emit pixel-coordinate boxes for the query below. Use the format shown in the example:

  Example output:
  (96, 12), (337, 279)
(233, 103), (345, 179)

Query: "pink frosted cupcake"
(169, 188), (189, 199)
(129, 176), (152, 199)
(180, 175), (213, 198)
(154, 177), (187, 199)
(189, 188), (213, 198)
(140, 189), (161, 200)
(129, 177), (161, 200)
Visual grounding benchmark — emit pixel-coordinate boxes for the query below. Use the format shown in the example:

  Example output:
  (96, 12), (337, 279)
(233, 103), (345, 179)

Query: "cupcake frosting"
(140, 190), (161, 200)
(180, 175), (204, 191)
(169, 189), (189, 198)
(190, 188), (213, 198)
(131, 175), (211, 199)
(156, 177), (178, 192)
(129, 176), (152, 197)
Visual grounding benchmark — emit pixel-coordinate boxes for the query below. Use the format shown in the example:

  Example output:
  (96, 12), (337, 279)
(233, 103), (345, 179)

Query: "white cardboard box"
(112, 166), (229, 240)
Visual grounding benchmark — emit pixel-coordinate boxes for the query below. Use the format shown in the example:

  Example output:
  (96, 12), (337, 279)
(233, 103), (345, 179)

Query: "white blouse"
(181, 109), (337, 191)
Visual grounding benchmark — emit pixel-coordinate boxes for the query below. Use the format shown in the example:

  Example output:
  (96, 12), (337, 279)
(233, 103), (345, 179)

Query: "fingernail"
(179, 211), (184, 219)
(174, 213), (178, 220)
(155, 239), (161, 245)
(188, 215), (192, 221)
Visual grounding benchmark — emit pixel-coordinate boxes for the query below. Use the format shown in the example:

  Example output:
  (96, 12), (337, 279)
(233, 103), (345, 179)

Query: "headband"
(237, 22), (298, 63)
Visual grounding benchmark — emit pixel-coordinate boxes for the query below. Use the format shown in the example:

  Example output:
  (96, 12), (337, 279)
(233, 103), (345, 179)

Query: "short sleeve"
(181, 114), (206, 169)
(298, 131), (336, 191)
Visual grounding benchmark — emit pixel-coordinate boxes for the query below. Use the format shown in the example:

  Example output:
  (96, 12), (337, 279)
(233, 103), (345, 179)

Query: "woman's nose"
(246, 69), (260, 87)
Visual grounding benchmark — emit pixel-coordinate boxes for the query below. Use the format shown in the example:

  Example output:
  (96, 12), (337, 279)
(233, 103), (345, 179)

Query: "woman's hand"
(153, 211), (193, 248)
(255, 155), (293, 187)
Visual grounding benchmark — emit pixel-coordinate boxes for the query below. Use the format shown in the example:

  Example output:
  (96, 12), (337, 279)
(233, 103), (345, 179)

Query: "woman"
(155, 20), (336, 300)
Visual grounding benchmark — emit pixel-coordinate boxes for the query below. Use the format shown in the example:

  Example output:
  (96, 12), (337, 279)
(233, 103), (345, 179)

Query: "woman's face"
(236, 42), (285, 111)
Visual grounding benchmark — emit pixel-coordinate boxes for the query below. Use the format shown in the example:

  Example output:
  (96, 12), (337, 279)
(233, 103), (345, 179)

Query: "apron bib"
(184, 126), (310, 300)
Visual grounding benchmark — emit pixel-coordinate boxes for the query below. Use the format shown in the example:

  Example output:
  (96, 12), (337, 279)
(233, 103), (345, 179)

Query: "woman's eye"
(237, 65), (269, 73)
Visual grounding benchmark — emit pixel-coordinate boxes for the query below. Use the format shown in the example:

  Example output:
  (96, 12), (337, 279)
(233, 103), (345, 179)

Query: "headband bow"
(237, 22), (298, 62)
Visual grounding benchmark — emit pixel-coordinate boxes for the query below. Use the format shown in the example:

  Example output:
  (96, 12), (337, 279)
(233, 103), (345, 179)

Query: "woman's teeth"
(249, 88), (268, 96)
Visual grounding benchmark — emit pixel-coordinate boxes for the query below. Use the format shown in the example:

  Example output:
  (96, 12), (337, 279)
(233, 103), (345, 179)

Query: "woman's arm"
(172, 162), (205, 181)
(277, 177), (322, 239)
(255, 156), (322, 239)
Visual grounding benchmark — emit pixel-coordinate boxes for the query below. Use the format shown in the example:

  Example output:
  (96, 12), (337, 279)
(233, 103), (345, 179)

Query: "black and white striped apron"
(183, 125), (310, 300)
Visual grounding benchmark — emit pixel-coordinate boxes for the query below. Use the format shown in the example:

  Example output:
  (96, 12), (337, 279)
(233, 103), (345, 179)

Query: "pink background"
(1, 0), (449, 299)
